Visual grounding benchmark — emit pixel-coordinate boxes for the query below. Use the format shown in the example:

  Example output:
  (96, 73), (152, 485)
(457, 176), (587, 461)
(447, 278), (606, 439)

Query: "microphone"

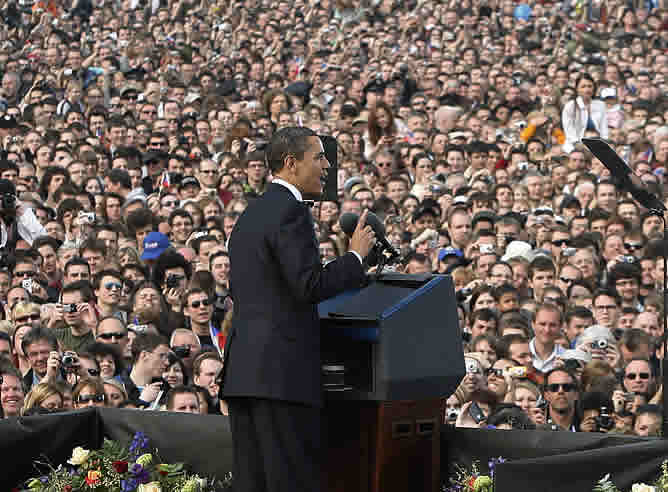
(582, 138), (666, 212)
(339, 212), (401, 260)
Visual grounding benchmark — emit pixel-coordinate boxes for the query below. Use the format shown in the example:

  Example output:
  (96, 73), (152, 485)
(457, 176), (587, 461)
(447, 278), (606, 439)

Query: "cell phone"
(468, 401), (485, 424)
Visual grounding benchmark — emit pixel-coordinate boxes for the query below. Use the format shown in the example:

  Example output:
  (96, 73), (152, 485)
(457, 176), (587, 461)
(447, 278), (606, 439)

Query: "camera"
(563, 359), (582, 371)
(595, 406), (614, 431)
(61, 351), (78, 368)
(446, 407), (460, 423)
(465, 358), (480, 375)
(590, 339), (608, 350)
(150, 376), (170, 392)
(1, 193), (16, 210)
(166, 274), (181, 289)
(620, 256), (636, 263)
(562, 247), (577, 257)
(21, 278), (32, 294)
(132, 324), (148, 334)
(63, 303), (77, 313)
(78, 211), (95, 225)
(479, 244), (494, 254)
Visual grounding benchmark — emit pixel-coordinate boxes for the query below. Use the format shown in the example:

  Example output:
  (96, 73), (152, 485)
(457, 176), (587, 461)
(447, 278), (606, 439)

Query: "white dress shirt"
(272, 178), (363, 264)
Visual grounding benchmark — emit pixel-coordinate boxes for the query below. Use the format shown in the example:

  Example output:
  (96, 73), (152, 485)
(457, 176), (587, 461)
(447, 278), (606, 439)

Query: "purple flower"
(39, 476), (48, 483)
(129, 432), (150, 457)
(121, 478), (138, 492)
(130, 463), (150, 483)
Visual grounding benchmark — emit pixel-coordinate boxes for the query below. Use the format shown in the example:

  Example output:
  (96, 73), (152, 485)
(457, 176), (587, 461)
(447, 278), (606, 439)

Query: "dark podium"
(319, 273), (465, 492)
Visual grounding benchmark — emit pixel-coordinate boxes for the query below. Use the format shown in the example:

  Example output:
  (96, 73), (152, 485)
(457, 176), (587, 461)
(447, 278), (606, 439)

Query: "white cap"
(502, 240), (532, 262)
(601, 87), (617, 99)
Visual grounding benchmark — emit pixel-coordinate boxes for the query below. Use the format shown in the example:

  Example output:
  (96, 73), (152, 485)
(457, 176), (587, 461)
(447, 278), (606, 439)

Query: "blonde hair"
(102, 378), (128, 401)
(512, 381), (541, 401)
(12, 302), (40, 323)
(22, 382), (63, 415)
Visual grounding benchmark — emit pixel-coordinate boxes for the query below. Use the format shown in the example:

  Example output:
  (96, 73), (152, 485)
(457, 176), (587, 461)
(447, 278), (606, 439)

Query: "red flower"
(468, 477), (476, 490)
(159, 469), (168, 476)
(112, 461), (128, 473)
(64, 486), (72, 492)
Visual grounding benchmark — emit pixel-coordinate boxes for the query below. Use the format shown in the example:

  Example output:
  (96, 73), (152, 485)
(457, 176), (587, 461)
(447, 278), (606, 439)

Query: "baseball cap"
(601, 87), (617, 100)
(501, 240), (532, 262)
(179, 176), (200, 190)
(141, 232), (170, 260)
(438, 247), (463, 262)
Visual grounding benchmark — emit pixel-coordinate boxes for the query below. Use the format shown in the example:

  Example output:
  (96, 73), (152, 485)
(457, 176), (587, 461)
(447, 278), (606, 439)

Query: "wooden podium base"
(323, 399), (441, 492)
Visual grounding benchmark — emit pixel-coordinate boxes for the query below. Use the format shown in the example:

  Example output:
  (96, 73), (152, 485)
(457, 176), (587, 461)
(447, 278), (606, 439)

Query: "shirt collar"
(272, 178), (302, 202)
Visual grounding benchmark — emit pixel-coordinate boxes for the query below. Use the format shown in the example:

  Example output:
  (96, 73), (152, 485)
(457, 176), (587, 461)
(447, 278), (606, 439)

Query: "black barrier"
(441, 427), (664, 492)
(3, 409), (666, 492)
(0, 408), (101, 490)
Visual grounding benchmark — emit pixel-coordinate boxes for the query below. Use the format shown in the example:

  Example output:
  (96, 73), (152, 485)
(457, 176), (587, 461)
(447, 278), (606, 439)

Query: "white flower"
(632, 484), (656, 492)
(138, 482), (162, 492)
(67, 446), (90, 465)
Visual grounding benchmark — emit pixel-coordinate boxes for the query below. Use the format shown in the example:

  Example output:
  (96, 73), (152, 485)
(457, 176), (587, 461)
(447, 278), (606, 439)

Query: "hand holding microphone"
(348, 209), (375, 259)
(340, 211), (402, 262)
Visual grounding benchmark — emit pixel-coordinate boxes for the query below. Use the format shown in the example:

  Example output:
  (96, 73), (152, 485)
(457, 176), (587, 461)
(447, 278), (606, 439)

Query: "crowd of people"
(0, 0), (664, 437)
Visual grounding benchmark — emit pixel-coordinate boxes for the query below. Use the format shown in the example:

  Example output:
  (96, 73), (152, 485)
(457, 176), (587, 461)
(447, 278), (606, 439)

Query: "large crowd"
(0, 0), (665, 437)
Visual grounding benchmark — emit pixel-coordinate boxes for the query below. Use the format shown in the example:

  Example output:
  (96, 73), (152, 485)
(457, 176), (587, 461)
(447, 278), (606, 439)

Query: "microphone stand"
(372, 245), (401, 282)
(652, 208), (668, 438)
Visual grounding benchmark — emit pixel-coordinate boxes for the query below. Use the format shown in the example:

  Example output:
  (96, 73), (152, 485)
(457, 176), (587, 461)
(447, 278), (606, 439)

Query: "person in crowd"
(165, 385), (200, 414)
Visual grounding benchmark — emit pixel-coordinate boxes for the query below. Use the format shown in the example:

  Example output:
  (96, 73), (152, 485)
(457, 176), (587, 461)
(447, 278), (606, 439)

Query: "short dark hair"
(64, 257), (90, 277)
(22, 326), (58, 355)
(165, 384), (200, 411)
(152, 250), (192, 287)
(93, 269), (122, 290)
(580, 391), (613, 412)
(61, 280), (94, 302)
(265, 126), (318, 173)
(131, 332), (168, 365)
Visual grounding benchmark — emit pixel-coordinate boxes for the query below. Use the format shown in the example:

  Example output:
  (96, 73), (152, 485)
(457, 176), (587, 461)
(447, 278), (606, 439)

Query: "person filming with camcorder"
(0, 178), (46, 253)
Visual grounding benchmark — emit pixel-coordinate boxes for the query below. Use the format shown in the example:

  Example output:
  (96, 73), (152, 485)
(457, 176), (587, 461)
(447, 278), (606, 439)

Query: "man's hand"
(78, 303), (98, 331)
(44, 351), (61, 381)
(349, 209), (375, 259)
(163, 287), (184, 311)
(140, 382), (162, 403)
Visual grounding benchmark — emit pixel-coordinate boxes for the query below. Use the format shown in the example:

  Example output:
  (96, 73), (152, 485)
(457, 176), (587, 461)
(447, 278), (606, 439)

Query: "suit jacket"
(222, 183), (366, 407)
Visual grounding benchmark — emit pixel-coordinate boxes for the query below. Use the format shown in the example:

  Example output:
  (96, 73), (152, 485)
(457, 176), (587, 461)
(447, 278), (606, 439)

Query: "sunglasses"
(624, 243), (643, 251)
(552, 239), (570, 247)
(487, 368), (504, 377)
(16, 314), (40, 323)
(545, 383), (577, 393)
(78, 394), (105, 403)
(98, 332), (126, 340)
(559, 277), (576, 284)
(190, 299), (212, 308)
(15, 270), (35, 278)
(104, 282), (122, 291)
(625, 372), (650, 380)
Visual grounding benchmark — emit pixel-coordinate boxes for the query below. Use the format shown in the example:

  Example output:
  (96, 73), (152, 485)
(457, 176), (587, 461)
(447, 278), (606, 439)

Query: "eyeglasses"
(594, 305), (617, 311)
(98, 332), (126, 340)
(78, 394), (105, 403)
(190, 298), (212, 308)
(545, 383), (577, 393)
(162, 200), (178, 207)
(104, 282), (122, 291)
(625, 372), (650, 380)
(560, 277), (576, 284)
(87, 368), (100, 377)
(624, 243), (643, 251)
(15, 314), (40, 323)
(552, 239), (570, 247)
(200, 169), (217, 174)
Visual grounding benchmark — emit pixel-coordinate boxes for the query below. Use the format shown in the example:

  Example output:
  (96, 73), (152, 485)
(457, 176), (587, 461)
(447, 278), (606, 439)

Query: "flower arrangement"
(442, 457), (505, 492)
(593, 460), (668, 492)
(22, 431), (232, 492)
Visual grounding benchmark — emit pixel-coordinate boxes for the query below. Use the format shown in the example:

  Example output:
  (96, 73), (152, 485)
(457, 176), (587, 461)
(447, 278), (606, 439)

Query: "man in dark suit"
(223, 126), (375, 492)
